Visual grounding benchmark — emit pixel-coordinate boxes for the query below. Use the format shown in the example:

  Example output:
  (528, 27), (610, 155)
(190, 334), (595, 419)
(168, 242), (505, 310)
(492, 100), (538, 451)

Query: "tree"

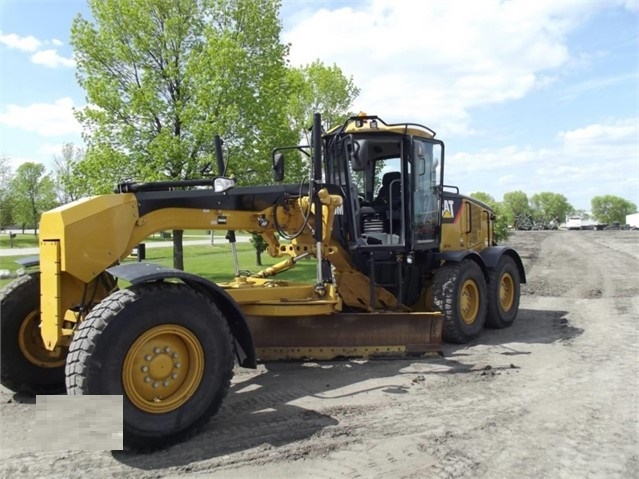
(287, 60), (361, 144)
(530, 192), (573, 225)
(71, 0), (296, 270)
(249, 233), (268, 266)
(0, 155), (14, 229)
(470, 192), (510, 242)
(502, 191), (531, 227)
(53, 143), (85, 204)
(591, 195), (637, 225)
(10, 162), (57, 235)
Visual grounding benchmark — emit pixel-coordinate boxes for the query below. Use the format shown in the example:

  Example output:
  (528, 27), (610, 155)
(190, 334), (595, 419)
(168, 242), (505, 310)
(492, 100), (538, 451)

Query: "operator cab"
(323, 116), (444, 254)
(322, 115), (444, 306)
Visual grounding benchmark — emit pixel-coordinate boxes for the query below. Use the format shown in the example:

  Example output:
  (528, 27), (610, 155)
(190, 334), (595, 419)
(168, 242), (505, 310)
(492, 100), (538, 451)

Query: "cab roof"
(325, 114), (436, 140)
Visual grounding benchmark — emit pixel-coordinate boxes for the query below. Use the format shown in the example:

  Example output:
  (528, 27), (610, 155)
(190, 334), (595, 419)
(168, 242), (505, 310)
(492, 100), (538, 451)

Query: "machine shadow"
(444, 307), (582, 358)
(113, 353), (454, 469)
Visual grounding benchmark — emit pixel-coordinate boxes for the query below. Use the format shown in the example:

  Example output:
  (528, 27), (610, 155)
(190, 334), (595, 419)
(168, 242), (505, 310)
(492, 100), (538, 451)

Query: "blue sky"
(1, 0), (637, 211)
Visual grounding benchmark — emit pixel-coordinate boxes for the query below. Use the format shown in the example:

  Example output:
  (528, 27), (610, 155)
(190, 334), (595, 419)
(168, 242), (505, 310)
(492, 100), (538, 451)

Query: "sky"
(0, 0), (637, 211)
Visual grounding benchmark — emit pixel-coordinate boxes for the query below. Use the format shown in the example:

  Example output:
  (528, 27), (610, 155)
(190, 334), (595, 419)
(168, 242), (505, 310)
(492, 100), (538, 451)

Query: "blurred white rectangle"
(35, 395), (123, 451)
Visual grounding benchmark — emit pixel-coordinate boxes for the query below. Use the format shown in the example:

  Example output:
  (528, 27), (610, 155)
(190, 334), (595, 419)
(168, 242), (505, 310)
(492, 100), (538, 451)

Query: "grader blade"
(247, 312), (443, 361)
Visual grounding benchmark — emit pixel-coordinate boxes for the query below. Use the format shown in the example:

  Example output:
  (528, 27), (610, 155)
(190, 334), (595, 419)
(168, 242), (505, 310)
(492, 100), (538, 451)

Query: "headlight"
(214, 177), (235, 192)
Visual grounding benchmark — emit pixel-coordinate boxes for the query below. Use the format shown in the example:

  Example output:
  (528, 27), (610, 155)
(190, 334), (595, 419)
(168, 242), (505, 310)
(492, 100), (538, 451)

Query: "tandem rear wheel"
(434, 259), (487, 344)
(434, 255), (522, 344)
(65, 282), (235, 451)
(486, 255), (521, 329)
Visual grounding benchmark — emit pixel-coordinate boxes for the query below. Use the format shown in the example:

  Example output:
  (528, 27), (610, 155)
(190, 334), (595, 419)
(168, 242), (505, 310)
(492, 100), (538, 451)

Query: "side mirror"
(272, 152), (284, 182)
(417, 157), (426, 176)
(349, 140), (367, 171)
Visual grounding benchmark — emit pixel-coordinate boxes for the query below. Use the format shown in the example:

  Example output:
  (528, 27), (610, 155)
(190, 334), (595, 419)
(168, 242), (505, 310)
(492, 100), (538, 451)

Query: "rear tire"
(434, 260), (487, 344)
(486, 255), (521, 328)
(65, 282), (234, 451)
(1, 273), (67, 394)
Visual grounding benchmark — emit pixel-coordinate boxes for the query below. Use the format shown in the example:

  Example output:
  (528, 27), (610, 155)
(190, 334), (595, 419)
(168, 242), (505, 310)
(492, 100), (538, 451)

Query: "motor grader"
(0, 113), (525, 450)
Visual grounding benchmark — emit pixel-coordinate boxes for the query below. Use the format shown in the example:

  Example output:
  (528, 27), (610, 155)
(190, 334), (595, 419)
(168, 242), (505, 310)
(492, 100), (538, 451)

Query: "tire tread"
(65, 283), (234, 451)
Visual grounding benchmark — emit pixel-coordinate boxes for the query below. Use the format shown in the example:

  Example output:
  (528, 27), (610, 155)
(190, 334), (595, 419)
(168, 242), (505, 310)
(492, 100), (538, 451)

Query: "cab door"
(411, 138), (443, 248)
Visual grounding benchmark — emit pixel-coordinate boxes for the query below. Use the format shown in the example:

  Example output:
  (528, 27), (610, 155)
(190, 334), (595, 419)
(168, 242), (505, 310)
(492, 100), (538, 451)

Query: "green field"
(0, 230), (229, 248)
(1, 241), (316, 289)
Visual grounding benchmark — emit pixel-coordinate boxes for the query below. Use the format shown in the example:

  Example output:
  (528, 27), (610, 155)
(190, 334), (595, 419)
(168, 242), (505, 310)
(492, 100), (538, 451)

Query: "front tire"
(434, 260), (487, 344)
(1, 273), (67, 394)
(65, 282), (234, 451)
(486, 255), (521, 328)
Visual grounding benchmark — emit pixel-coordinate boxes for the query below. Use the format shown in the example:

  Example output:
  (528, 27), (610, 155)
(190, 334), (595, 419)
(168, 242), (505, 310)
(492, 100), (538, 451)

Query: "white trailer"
(566, 216), (583, 230)
(626, 213), (639, 229)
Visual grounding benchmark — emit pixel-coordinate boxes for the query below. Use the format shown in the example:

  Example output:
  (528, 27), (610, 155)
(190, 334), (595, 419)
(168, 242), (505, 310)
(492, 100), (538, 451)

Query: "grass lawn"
(1, 242), (316, 289)
(0, 233), (39, 248)
(0, 230), (238, 248)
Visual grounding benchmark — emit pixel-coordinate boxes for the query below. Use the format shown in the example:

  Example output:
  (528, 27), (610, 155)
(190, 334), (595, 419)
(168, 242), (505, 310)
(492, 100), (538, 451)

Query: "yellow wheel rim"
(123, 324), (204, 414)
(499, 272), (515, 312)
(18, 311), (66, 368)
(460, 279), (480, 325)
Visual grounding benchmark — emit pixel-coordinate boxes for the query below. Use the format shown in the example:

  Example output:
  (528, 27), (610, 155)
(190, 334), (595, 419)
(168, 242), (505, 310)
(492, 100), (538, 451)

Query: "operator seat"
(373, 171), (402, 235)
(374, 172), (401, 207)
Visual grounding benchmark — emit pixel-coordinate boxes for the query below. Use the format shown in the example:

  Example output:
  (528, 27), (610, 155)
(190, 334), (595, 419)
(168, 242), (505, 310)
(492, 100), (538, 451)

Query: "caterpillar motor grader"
(1, 113), (525, 450)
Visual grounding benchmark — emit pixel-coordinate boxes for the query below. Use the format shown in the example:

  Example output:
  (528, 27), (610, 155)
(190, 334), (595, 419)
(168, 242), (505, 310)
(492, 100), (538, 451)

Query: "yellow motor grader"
(0, 113), (525, 450)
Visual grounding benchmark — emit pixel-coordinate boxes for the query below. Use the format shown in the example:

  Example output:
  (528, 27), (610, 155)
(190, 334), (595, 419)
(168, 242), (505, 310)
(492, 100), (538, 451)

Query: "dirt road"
(1, 231), (637, 478)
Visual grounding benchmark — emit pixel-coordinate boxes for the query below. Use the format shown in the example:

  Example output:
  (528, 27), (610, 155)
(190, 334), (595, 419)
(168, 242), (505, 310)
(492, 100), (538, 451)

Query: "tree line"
(471, 190), (637, 242)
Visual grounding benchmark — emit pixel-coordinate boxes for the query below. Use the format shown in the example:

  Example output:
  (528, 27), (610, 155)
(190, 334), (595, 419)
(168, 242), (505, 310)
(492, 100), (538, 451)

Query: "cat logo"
(442, 199), (455, 219)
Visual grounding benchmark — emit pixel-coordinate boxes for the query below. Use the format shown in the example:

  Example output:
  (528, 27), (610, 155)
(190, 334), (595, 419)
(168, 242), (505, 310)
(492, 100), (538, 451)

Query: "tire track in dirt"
(485, 231), (639, 478)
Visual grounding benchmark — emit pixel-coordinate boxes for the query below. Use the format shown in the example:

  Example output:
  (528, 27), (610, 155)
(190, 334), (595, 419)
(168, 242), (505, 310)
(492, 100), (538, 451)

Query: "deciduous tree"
(591, 195), (637, 225)
(502, 190), (531, 227)
(10, 162), (57, 235)
(53, 143), (84, 204)
(287, 60), (360, 145)
(0, 156), (14, 229)
(530, 192), (573, 225)
(71, 0), (296, 269)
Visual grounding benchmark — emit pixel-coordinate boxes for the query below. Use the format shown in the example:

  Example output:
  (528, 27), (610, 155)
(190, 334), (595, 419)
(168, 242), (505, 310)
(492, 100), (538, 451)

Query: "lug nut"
(175, 362), (181, 369)
(165, 346), (171, 353)
(154, 347), (161, 354)
(141, 366), (149, 372)
(144, 377), (151, 383)
(172, 352), (178, 358)
(153, 382), (160, 388)
(171, 373), (178, 379)
(163, 380), (170, 387)
(145, 355), (152, 361)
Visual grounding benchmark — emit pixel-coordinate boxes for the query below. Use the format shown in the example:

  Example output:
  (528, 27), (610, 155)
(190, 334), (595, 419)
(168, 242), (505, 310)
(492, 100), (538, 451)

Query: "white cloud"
(1, 31), (74, 68)
(0, 97), (82, 136)
(3, 155), (39, 172)
(0, 31), (41, 51)
(558, 73), (638, 102)
(623, 0), (639, 12)
(30, 49), (75, 68)
(448, 118), (639, 209)
(38, 142), (67, 157)
(283, 0), (620, 136)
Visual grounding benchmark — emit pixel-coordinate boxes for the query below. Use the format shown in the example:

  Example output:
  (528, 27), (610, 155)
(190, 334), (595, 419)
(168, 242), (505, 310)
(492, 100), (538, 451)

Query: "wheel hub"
(123, 325), (204, 413)
(460, 279), (480, 325)
(499, 272), (515, 311)
(18, 311), (66, 368)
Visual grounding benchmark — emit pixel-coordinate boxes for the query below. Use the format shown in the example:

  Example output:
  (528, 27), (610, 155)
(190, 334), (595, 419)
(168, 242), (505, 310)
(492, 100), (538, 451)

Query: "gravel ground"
(1, 230), (638, 478)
